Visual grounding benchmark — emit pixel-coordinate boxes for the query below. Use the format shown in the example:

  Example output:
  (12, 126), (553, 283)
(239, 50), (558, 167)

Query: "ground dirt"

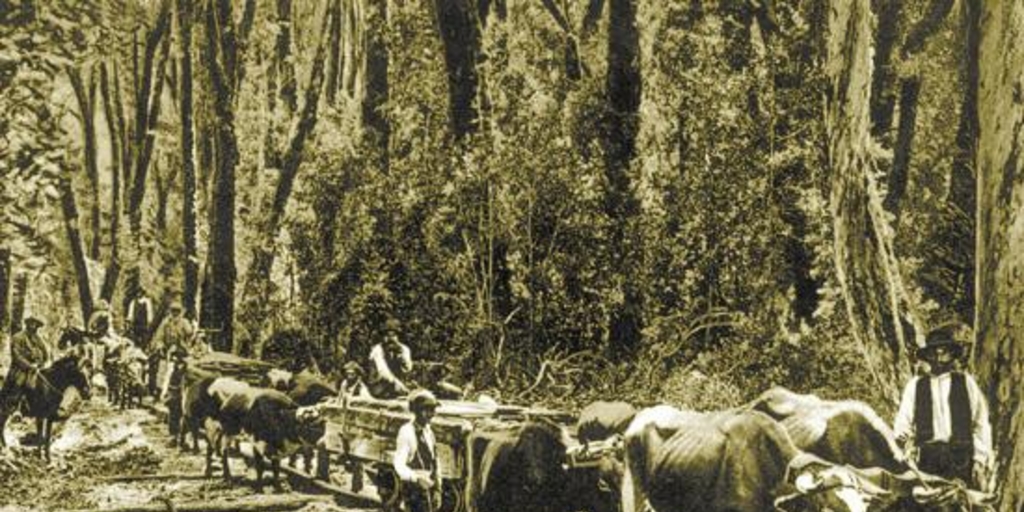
(0, 397), (369, 512)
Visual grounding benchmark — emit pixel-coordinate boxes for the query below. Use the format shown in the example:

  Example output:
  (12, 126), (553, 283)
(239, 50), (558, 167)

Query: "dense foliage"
(1, 0), (975, 414)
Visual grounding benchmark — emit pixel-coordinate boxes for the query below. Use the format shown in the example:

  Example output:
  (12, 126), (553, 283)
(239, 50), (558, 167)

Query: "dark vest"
(384, 344), (408, 380)
(914, 372), (972, 445)
(411, 426), (436, 475)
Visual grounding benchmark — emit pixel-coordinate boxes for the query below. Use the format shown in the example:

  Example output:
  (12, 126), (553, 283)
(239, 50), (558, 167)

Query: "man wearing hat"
(0, 316), (51, 411)
(151, 301), (197, 398)
(393, 389), (441, 512)
(893, 323), (993, 489)
(338, 361), (370, 399)
(368, 319), (414, 399)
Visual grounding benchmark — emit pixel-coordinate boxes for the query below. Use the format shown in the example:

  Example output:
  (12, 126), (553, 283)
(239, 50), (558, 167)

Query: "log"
(187, 351), (274, 385)
(69, 494), (332, 512)
(97, 473), (210, 482)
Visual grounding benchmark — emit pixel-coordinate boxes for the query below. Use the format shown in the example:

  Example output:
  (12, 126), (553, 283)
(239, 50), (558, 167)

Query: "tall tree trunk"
(128, 1), (172, 218)
(239, 10), (331, 357)
(435, 0), (482, 139)
(973, 1), (1024, 509)
(275, 0), (297, 113)
(99, 62), (124, 303)
(10, 273), (26, 334)
(884, 76), (920, 216)
(363, 0), (390, 172)
(946, 0), (980, 323)
(0, 248), (9, 335)
(603, 0), (642, 357)
(58, 176), (95, 326)
(827, 0), (911, 405)
(129, 16), (172, 240)
(901, 0), (954, 57)
(179, 0), (199, 320)
(324, 0), (343, 105)
(67, 66), (102, 261)
(203, 0), (242, 353)
(869, 0), (903, 136)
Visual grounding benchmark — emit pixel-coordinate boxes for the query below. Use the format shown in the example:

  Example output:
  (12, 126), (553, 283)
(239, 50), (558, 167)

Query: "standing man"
(894, 323), (994, 490)
(151, 302), (197, 397)
(0, 317), (50, 422)
(368, 319), (413, 399)
(394, 389), (441, 512)
(90, 310), (130, 403)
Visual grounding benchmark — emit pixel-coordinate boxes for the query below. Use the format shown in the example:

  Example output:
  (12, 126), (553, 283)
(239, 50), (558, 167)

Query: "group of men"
(0, 299), (205, 422)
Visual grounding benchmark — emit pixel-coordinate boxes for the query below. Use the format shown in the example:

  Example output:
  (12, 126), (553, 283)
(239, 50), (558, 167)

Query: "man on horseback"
(0, 317), (51, 438)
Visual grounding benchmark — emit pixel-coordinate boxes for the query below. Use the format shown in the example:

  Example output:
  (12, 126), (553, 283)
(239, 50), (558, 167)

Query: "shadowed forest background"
(2, 0), (1024, 508)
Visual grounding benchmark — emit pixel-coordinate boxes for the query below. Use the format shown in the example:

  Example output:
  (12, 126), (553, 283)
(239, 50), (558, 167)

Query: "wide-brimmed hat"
(384, 318), (401, 334)
(24, 316), (44, 328)
(343, 361), (363, 376)
(918, 324), (964, 360)
(408, 389), (439, 413)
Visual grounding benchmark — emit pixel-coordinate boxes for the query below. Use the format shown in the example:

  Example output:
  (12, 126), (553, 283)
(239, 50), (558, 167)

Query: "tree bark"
(827, 0), (911, 405)
(945, 0), (981, 323)
(179, 0), (199, 321)
(10, 273), (26, 335)
(363, 0), (390, 172)
(883, 76), (920, 216)
(128, 0), (172, 217)
(0, 248), (9, 335)
(67, 66), (102, 261)
(869, 0), (903, 136)
(58, 176), (95, 326)
(973, 1), (1024, 509)
(603, 0), (642, 357)
(203, 0), (241, 353)
(324, 0), (343, 105)
(901, 0), (954, 57)
(274, 0), (297, 113)
(434, 0), (482, 139)
(129, 13), (172, 239)
(99, 60), (124, 303)
(239, 10), (331, 357)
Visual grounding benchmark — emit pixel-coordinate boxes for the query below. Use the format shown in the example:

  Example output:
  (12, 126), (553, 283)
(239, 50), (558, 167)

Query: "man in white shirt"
(893, 323), (993, 490)
(393, 389), (441, 512)
(368, 319), (413, 399)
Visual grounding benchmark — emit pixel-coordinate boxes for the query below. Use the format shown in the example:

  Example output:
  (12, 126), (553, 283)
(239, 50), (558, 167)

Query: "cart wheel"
(375, 466), (403, 512)
(438, 479), (465, 512)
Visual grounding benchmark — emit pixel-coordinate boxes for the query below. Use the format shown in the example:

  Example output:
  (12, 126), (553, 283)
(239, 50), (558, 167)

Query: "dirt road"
(0, 398), (370, 512)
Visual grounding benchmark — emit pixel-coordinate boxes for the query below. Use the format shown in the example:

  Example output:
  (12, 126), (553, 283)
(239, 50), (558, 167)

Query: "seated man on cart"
(393, 389), (441, 512)
(368, 319), (414, 399)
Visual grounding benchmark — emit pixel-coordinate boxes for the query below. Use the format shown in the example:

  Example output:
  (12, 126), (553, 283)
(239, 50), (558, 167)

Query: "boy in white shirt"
(393, 389), (441, 512)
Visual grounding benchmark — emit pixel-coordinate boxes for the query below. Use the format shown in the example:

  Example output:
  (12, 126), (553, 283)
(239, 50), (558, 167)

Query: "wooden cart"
(318, 397), (583, 512)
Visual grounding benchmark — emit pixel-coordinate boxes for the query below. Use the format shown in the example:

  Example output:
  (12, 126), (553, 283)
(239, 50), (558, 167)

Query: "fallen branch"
(64, 494), (333, 512)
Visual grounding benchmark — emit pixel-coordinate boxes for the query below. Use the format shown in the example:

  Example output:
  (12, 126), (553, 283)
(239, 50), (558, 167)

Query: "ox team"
(0, 308), (998, 511)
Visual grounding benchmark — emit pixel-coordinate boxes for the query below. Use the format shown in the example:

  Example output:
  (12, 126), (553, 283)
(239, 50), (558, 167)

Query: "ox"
(747, 387), (996, 511)
(469, 420), (617, 512)
(747, 387), (910, 473)
(204, 377), (326, 491)
(262, 368), (337, 473)
(178, 373), (219, 453)
(621, 405), (890, 512)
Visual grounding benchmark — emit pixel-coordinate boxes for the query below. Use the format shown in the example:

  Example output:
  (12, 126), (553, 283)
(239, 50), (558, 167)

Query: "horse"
(0, 354), (92, 461)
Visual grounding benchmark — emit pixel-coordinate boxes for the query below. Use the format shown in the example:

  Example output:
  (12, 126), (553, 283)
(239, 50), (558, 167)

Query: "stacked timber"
(319, 396), (577, 479)
(184, 351), (274, 385)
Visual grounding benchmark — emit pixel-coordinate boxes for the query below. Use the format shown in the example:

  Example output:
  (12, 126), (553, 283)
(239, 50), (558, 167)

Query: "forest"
(1, 0), (1023, 509)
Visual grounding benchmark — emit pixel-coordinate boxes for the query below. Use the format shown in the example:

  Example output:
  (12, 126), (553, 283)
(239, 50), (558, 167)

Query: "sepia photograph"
(0, 0), (1021, 510)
